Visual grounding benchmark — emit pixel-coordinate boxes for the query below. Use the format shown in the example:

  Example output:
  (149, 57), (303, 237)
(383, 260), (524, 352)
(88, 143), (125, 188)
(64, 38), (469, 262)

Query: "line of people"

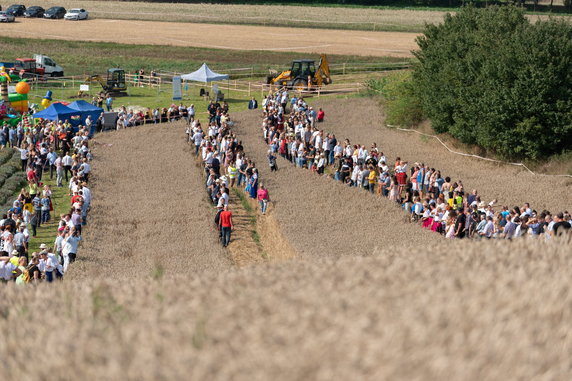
(187, 103), (271, 247)
(1, 118), (93, 284)
(260, 88), (571, 240)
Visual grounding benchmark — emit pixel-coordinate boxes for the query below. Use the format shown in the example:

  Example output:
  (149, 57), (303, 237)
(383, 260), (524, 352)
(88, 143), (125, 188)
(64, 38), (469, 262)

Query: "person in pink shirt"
(257, 184), (270, 215)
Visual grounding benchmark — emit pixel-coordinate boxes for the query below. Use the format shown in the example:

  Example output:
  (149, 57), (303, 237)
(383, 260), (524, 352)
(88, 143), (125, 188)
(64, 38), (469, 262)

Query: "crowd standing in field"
(186, 99), (271, 247)
(1, 119), (93, 284)
(259, 88), (571, 240)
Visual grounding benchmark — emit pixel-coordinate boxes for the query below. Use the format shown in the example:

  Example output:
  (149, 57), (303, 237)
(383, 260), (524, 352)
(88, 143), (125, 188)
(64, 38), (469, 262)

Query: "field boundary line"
(388, 125), (572, 178)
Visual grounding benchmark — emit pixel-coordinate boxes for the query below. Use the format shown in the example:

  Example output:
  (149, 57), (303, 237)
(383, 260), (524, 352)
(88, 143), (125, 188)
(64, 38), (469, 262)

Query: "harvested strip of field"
(3, 238), (571, 380)
(67, 123), (231, 280)
(306, 97), (571, 212)
(232, 110), (442, 260)
(19, 1), (572, 32)
(23, 0), (449, 32)
(4, 18), (419, 58)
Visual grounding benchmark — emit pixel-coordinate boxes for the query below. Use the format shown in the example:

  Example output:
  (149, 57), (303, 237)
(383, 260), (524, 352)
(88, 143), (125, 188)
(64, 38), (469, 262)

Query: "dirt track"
(5, 18), (419, 57)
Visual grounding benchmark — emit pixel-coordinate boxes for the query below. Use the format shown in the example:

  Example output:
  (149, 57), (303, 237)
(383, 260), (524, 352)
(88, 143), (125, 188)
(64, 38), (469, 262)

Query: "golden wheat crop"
(2, 238), (571, 380)
(67, 123), (231, 281)
(2, 102), (571, 380)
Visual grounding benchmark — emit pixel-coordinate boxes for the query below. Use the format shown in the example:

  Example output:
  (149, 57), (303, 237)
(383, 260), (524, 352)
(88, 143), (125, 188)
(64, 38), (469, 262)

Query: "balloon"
(41, 98), (51, 108)
(15, 81), (30, 95)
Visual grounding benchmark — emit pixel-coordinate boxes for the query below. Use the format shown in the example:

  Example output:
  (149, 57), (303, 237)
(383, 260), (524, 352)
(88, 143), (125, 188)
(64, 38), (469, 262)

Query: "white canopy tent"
(181, 63), (229, 82)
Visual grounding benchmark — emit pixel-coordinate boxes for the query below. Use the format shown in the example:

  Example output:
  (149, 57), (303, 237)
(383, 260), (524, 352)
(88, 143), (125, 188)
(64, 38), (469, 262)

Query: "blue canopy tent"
(69, 100), (104, 136)
(32, 103), (82, 127)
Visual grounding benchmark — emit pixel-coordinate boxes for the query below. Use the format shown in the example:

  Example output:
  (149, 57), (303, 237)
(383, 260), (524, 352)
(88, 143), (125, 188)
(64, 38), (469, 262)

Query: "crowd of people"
(259, 88), (571, 240)
(1, 118), (93, 284)
(107, 99), (234, 130)
(186, 99), (271, 247)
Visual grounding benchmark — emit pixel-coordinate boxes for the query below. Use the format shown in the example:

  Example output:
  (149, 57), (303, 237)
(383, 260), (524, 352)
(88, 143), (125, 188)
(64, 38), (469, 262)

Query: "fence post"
(248, 82), (251, 97)
(343, 63), (346, 75)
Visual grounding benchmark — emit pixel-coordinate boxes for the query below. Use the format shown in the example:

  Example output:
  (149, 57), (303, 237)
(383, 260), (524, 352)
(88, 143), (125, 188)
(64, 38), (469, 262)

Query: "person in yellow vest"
(227, 162), (238, 187)
(28, 182), (39, 199)
(448, 191), (463, 210)
(367, 166), (377, 194)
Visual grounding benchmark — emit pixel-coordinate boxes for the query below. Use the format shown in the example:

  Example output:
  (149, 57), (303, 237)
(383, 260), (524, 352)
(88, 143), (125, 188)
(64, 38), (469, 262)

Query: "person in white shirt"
(0, 256), (20, 281)
(62, 153), (73, 181)
(62, 228), (82, 272)
(481, 216), (495, 238)
(17, 146), (29, 172)
(79, 158), (91, 182)
(80, 184), (92, 208)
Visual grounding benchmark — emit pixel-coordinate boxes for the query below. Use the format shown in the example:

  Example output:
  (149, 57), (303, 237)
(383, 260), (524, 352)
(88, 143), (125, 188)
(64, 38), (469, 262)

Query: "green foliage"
(413, 5), (572, 160)
(367, 71), (424, 127)
(0, 149), (15, 167)
(0, 150), (26, 210)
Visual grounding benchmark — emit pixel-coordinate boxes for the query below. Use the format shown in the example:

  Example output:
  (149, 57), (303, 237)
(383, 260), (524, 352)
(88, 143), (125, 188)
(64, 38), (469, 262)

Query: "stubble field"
(11, 1), (449, 32)
(11, 1), (571, 32)
(3, 18), (419, 58)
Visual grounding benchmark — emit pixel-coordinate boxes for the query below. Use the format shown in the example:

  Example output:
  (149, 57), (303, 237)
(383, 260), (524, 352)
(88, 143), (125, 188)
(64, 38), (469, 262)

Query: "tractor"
(267, 54), (332, 91)
(85, 68), (127, 94)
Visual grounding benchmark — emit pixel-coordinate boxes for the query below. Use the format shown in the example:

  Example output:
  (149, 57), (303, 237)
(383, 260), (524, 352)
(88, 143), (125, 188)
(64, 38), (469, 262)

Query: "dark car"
(44, 6), (66, 19)
(23, 6), (44, 18)
(6, 4), (26, 16)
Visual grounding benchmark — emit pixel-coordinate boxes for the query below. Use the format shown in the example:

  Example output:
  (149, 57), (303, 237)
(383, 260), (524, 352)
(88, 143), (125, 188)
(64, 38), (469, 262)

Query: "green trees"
(413, 6), (572, 159)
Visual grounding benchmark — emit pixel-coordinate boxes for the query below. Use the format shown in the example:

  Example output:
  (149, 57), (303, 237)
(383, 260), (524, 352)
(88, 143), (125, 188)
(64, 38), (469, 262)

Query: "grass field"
(0, 36), (408, 76)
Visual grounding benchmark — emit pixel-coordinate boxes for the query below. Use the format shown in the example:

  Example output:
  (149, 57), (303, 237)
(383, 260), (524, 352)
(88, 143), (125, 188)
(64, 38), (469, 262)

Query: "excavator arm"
(314, 54), (332, 87)
(85, 75), (109, 91)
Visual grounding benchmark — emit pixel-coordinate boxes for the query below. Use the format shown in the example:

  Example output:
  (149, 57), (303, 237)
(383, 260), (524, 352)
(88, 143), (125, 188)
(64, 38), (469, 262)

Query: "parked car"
(44, 6), (66, 19)
(23, 6), (44, 18)
(5, 4), (25, 16)
(64, 8), (88, 20)
(0, 11), (16, 22)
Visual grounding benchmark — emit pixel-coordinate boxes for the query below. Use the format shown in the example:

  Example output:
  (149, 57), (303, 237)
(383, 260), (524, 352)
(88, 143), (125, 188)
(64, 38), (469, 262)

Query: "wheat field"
(2, 104), (571, 379)
(2, 238), (571, 380)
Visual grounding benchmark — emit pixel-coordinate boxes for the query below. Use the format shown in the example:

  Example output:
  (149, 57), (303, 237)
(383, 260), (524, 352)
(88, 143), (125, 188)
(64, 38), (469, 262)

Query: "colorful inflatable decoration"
(41, 90), (52, 109)
(0, 66), (30, 122)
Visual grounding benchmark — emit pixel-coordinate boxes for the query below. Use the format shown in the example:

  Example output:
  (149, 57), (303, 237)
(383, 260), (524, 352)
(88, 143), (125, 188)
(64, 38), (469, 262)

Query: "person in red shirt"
(219, 205), (234, 247)
(317, 108), (325, 122)
(71, 191), (83, 205)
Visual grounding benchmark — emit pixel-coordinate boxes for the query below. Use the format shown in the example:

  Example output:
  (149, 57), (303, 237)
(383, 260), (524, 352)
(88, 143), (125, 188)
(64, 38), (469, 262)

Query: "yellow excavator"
(85, 68), (127, 94)
(267, 54), (332, 91)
